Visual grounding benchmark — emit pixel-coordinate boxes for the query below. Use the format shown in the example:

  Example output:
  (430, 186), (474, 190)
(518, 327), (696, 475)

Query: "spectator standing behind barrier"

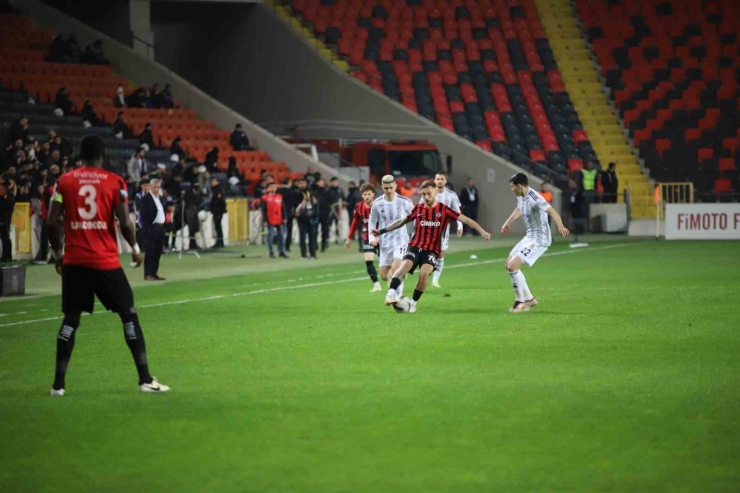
(295, 178), (318, 260)
(139, 178), (166, 281)
(581, 161), (597, 231)
(399, 180), (414, 197)
(278, 178), (298, 253)
(568, 179), (585, 235)
(601, 162), (618, 203)
(459, 177), (479, 236)
(262, 183), (289, 259)
(54, 87), (73, 116)
(210, 177), (226, 248)
(113, 112), (133, 139)
(0, 177), (16, 262)
(170, 137), (186, 160)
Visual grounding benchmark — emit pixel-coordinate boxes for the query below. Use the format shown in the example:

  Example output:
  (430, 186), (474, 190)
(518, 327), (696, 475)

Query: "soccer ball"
(393, 296), (411, 313)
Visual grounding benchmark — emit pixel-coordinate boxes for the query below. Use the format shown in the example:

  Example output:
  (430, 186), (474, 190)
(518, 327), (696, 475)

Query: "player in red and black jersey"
(345, 183), (382, 292)
(372, 180), (491, 312)
(47, 135), (169, 396)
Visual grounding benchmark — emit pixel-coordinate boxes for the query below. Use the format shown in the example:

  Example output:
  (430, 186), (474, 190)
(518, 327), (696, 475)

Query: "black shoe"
(269, 253), (276, 259)
(285, 248), (291, 253)
(279, 253), (289, 259)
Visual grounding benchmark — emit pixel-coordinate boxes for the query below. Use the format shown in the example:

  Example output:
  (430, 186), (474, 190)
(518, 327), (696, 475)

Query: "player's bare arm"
(458, 214), (491, 241)
(47, 200), (65, 275)
(114, 202), (143, 267)
(501, 207), (521, 235)
(372, 216), (410, 236)
(546, 207), (570, 237)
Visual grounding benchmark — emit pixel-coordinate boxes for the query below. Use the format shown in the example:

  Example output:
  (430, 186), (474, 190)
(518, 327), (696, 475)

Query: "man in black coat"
(138, 178), (166, 280)
(459, 177), (479, 236)
(210, 177), (227, 248)
(601, 162), (619, 203)
(230, 124), (253, 151)
(139, 122), (155, 150)
(278, 178), (299, 252)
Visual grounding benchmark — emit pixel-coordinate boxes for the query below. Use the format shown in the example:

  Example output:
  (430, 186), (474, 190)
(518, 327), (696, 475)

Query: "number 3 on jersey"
(78, 184), (98, 220)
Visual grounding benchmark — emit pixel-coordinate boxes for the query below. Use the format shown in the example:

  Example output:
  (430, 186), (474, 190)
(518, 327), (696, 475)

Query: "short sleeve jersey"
(369, 194), (414, 250)
(407, 201), (460, 256)
(517, 187), (552, 247)
(54, 167), (128, 270)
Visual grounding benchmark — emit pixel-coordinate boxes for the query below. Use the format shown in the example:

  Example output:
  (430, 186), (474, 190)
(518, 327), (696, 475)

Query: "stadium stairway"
(272, 0), (610, 189)
(0, 12), (299, 183)
(534, 0), (653, 217)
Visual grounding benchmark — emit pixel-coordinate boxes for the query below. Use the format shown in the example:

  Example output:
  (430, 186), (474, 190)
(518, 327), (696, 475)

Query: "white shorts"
(379, 245), (406, 267)
(509, 237), (548, 267)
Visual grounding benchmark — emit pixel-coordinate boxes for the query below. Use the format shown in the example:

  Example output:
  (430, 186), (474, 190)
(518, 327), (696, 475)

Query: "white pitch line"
(0, 243), (633, 328)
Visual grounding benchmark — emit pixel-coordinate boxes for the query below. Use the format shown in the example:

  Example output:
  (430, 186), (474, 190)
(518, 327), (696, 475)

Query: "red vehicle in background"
(308, 139), (448, 190)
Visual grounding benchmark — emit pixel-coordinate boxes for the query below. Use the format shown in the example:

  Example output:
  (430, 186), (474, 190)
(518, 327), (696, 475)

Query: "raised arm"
(458, 213), (491, 241)
(501, 207), (521, 235)
(114, 202), (143, 267)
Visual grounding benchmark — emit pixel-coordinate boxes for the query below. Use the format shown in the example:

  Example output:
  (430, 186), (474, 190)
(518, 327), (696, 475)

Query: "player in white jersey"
(368, 175), (414, 298)
(501, 173), (569, 313)
(421, 172), (463, 288)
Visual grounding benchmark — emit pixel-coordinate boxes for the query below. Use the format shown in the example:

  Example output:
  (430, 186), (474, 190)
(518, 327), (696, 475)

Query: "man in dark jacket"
(0, 176), (16, 262)
(138, 178), (166, 280)
(278, 178), (299, 252)
(230, 124), (253, 151)
(601, 162), (619, 203)
(210, 177), (227, 248)
(204, 147), (219, 172)
(7, 117), (29, 144)
(295, 178), (318, 260)
(327, 177), (344, 245)
(313, 179), (333, 252)
(139, 122), (155, 149)
(459, 177), (479, 236)
(113, 112), (134, 139)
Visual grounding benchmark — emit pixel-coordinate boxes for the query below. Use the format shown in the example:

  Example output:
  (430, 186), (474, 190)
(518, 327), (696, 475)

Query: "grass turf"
(1, 239), (739, 492)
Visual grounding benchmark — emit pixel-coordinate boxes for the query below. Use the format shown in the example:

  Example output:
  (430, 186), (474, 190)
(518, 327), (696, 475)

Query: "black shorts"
(362, 239), (379, 254)
(62, 265), (135, 315)
(404, 245), (439, 274)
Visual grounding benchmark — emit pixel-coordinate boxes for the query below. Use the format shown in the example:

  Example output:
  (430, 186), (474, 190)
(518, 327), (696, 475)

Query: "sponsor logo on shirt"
(420, 220), (441, 227)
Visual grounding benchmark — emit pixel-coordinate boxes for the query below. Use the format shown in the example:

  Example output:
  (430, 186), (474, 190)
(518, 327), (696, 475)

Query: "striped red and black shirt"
(347, 201), (371, 241)
(407, 201), (460, 256)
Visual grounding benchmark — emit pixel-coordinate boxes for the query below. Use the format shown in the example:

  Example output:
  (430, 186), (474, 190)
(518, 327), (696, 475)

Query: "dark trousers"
(319, 215), (330, 250)
(213, 214), (224, 247)
(144, 224), (165, 276)
(285, 217), (294, 251)
(298, 217), (317, 258)
(0, 221), (11, 261)
(463, 206), (479, 235)
(35, 221), (49, 260)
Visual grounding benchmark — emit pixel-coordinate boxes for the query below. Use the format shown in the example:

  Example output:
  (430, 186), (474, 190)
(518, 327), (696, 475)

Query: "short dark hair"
(330, 176), (338, 181)
(80, 135), (105, 162)
(509, 173), (528, 186)
(359, 183), (375, 193)
(420, 180), (435, 189)
(436, 171), (448, 178)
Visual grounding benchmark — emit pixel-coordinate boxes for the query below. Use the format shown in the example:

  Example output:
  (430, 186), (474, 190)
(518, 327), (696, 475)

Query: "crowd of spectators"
(49, 34), (109, 65)
(113, 83), (174, 110)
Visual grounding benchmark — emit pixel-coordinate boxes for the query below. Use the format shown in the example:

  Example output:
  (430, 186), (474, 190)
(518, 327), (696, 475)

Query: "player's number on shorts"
(78, 185), (97, 220)
(520, 247), (532, 257)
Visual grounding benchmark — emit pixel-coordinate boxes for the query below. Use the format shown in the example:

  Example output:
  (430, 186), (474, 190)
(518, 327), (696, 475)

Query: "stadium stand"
(576, 0), (740, 199)
(278, 0), (602, 188)
(0, 11), (299, 185)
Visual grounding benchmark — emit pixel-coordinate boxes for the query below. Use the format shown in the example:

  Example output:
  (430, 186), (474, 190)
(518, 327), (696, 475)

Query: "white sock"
(386, 288), (396, 298)
(373, 281), (381, 288)
(432, 257), (444, 284)
(519, 271), (533, 300)
(396, 279), (405, 298)
(509, 270), (526, 302)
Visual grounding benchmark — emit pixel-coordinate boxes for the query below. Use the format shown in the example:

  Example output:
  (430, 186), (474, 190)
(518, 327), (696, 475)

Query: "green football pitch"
(1, 237), (738, 493)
